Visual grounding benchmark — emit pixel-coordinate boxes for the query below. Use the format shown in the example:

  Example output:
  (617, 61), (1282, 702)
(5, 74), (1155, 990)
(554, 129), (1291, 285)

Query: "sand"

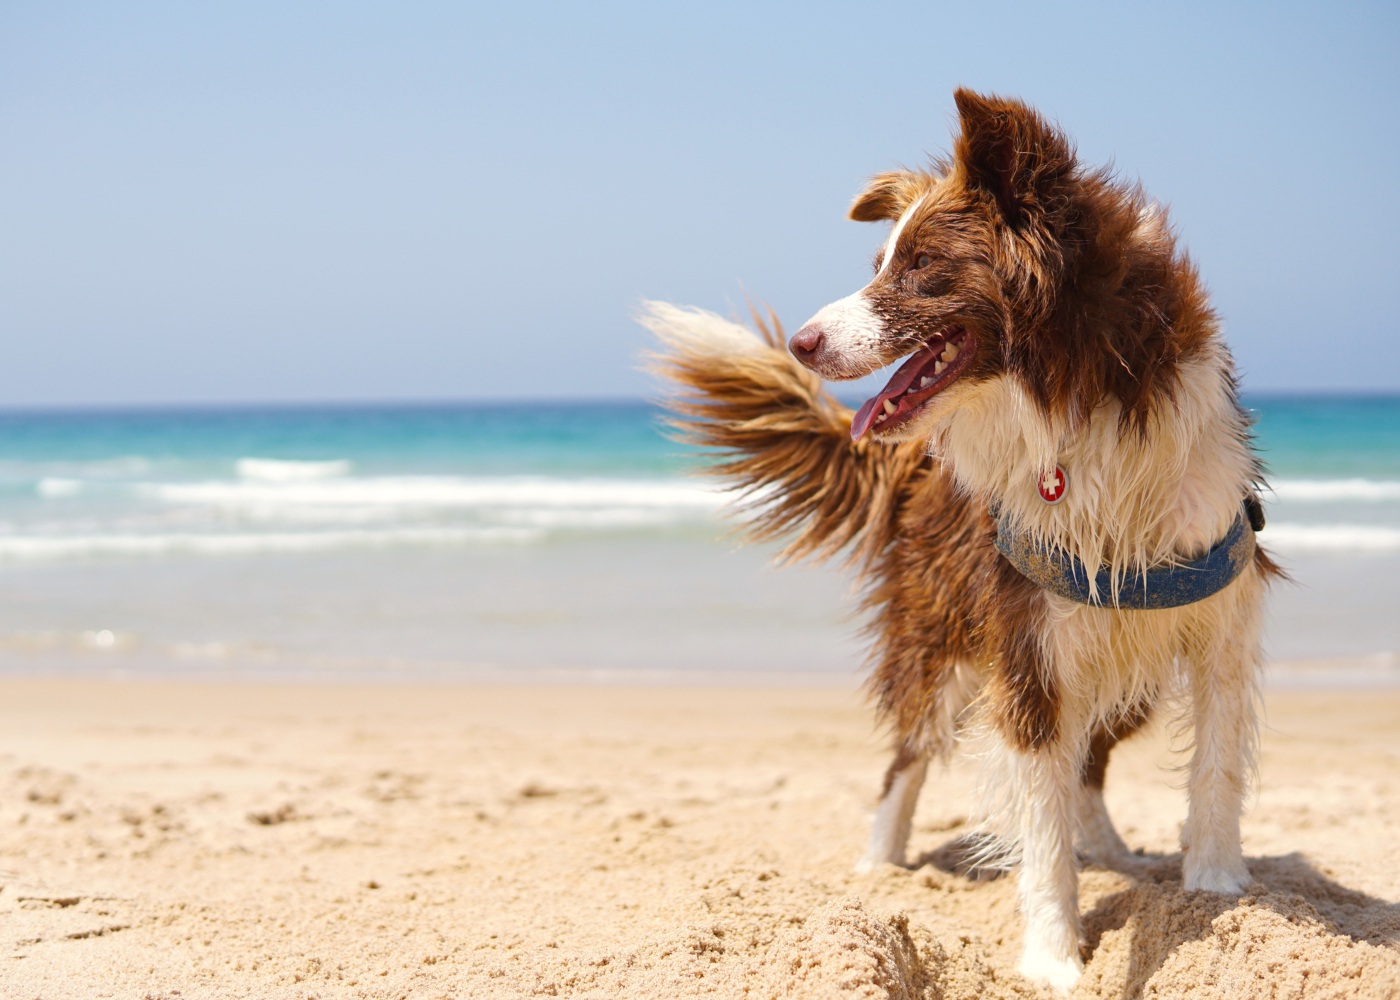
(1, 677), (1397, 999)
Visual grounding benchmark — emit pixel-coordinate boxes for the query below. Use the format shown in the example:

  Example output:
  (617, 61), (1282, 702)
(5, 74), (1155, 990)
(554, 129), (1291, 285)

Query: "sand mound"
(756, 896), (930, 999)
(516, 869), (1029, 1000)
(1079, 865), (1400, 999)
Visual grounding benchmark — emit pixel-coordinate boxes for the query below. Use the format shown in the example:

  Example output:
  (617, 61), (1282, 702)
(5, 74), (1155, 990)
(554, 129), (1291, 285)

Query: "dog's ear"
(849, 171), (926, 222)
(953, 88), (1073, 223)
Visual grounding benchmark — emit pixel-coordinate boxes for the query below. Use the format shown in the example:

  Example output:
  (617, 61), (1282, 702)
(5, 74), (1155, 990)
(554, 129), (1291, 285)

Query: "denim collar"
(992, 507), (1257, 610)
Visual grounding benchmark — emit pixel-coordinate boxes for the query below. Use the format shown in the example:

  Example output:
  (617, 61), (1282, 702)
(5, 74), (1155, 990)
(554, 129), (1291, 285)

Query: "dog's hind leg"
(858, 660), (980, 872)
(1075, 707), (1151, 869)
(1181, 582), (1263, 895)
(856, 745), (929, 872)
(1075, 732), (1132, 868)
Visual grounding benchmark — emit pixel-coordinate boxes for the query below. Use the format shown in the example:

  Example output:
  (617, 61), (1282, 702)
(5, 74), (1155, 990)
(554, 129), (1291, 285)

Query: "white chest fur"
(930, 342), (1256, 582)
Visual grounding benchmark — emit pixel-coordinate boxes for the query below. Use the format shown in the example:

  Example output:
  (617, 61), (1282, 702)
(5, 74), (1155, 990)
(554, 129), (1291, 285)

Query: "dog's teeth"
(882, 399), (897, 415)
(934, 360), (947, 375)
(942, 342), (959, 362)
(919, 376), (935, 389)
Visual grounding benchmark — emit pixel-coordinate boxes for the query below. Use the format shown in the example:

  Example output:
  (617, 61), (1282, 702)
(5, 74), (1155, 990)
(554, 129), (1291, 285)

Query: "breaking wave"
(1270, 479), (1400, 502)
(236, 457), (353, 482)
(142, 475), (729, 513)
(1259, 523), (1400, 553)
(0, 526), (543, 561)
(6, 473), (733, 561)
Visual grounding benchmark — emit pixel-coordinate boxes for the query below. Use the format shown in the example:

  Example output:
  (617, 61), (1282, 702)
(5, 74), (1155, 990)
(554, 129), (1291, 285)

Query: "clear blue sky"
(2, 1), (1397, 408)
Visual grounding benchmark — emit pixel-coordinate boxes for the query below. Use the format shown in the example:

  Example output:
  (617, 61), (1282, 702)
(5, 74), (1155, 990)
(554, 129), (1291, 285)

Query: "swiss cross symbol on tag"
(1038, 465), (1068, 504)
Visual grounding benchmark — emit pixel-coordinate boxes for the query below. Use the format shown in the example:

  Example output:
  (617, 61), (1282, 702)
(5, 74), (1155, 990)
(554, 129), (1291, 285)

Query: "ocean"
(0, 396), (1396, 685)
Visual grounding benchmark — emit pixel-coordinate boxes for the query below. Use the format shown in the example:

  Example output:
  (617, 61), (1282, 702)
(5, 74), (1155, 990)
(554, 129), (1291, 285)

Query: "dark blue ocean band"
(993, 512), (1256, 610)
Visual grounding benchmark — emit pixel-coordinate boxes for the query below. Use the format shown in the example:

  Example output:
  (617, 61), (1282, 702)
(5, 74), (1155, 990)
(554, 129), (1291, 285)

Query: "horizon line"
(1, 387), (1398, 418)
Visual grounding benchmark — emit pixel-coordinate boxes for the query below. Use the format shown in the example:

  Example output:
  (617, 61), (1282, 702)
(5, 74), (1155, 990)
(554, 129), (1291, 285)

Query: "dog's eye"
(915, 254), (933, 269)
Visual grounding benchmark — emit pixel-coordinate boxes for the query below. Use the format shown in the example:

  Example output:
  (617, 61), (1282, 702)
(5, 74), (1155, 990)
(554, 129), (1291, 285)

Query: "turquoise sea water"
(0, 396), (1396, 682)
(1252, 395), (1400, 479)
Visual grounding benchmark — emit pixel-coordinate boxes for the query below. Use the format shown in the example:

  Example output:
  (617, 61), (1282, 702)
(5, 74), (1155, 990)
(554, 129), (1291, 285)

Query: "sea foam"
(0, 526), (543, 561)
(236, 457), (353, 482)
(1271, 479), (1400, 502)
(145, 476), (728, 511)
(36, 477), (83, 497)
(1259, 523), (1400, 553)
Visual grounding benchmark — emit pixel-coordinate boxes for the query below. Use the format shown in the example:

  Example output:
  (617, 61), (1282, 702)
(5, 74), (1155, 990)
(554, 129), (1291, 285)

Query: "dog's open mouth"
(850, 326), (974, 441)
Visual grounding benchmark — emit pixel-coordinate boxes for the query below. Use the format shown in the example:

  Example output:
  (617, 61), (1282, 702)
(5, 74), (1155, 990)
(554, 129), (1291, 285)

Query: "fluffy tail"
(641, 301), (924, 565)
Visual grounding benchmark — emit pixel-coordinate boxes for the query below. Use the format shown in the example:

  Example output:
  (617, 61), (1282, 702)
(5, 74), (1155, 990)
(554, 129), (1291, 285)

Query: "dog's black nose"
(789, 324), (825, 363)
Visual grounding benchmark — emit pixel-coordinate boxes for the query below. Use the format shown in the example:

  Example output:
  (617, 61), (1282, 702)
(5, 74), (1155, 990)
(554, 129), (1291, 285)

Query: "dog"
(644, 88), (1279, 992)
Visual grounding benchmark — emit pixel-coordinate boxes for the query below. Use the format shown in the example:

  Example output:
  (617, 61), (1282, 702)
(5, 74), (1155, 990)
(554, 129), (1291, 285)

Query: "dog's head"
(792, 89), (1168, 443)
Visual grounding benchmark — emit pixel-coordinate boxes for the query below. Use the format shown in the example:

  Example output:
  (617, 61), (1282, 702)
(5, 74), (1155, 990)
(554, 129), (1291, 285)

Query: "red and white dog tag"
(1038, 465), (1068, 505)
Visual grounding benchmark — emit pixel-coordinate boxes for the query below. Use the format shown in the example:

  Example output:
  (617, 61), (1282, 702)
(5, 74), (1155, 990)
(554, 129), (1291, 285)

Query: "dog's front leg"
(1181, 589), (1262, 894)
(856, 747), (929, 872)
(988, 584), (1086, 990)
(1013, 736), (1086, 993)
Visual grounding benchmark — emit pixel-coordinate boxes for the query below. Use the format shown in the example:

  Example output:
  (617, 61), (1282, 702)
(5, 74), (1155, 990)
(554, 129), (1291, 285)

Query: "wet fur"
(645, 89), (1279, 993)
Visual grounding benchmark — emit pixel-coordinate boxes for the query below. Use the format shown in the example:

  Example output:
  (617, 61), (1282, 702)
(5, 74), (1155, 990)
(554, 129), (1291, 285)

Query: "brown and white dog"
(645, 89), (1279, 992)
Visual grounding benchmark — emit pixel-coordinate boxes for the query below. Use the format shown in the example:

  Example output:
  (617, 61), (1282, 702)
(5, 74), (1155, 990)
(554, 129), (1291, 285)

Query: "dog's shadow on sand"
(913, 838), (1400, 997)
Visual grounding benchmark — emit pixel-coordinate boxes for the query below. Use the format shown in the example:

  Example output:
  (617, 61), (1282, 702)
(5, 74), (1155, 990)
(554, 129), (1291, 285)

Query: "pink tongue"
(849, 343), (941, 442)
(850, 396), (883, 442)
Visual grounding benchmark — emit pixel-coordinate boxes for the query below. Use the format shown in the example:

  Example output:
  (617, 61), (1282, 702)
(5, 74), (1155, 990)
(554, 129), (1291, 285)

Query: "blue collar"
(993, 509), (1256, 610)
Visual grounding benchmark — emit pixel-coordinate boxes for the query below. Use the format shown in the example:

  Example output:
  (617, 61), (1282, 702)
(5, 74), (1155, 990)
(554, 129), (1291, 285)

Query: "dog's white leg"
(1014, 739), (1085, 993)
(1181, 587), (1262, 895)
(856, 752), (929, 872)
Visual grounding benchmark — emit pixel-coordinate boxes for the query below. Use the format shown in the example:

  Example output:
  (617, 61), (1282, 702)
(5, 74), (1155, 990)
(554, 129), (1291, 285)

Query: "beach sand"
(1, 677), (1397, 999)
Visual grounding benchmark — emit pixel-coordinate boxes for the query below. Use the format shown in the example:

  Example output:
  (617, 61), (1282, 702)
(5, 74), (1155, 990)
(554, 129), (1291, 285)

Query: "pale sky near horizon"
(2, 1), (1397, 408)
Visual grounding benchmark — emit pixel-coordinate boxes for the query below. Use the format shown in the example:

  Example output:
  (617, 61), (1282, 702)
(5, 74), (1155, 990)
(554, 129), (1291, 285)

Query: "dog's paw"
(1076, 840), (1149, 873)
(1019, 944), (1084, 994)
(853, 853), (895, 874)
(1183, 859), (1250, 895)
